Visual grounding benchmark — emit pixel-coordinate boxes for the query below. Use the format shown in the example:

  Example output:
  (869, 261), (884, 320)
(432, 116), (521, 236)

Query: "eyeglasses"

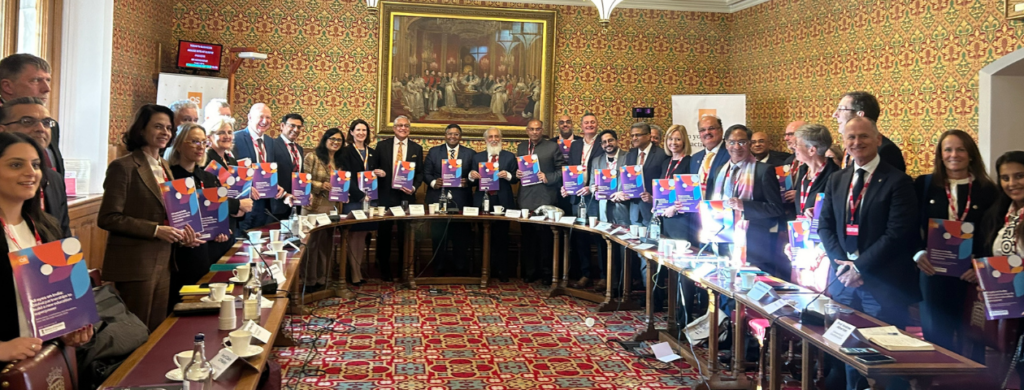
(629, 133), (650, 139)
(751, 140), (768, 144)
(557, 120), (572, 125)
(726, 140), (750, 147)
(600, 139), (617, 145)
(394, 123), (411, 128)
(188, 139), (212, 148)
(784, 132), (796, 137)
(327, 137), (345, 144)
(2, 117), (56, 129)
(284, 123), (303, 130)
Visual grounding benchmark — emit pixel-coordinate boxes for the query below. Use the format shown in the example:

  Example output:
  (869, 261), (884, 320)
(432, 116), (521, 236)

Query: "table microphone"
(243, 234), (280, 296)
(263, 209), (303, 249)
(799, 264), (850, 326)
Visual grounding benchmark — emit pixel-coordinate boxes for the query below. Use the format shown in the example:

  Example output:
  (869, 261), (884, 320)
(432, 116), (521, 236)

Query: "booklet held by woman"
(8, 237), (99, 340)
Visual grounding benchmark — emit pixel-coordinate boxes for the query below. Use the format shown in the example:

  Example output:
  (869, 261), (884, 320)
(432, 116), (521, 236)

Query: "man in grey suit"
(516, 119), (565, 284)
(614, 122), (667, 226)
(591, 130), (629, 225)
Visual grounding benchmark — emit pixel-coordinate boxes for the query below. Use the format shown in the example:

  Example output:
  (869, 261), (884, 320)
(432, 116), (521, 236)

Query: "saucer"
(165, 368), (183, 381)
(261, 250), (284, 256)
(200, 295), (238, 303)
(225, 345), (264, 358)
(228, 277), (250, 283)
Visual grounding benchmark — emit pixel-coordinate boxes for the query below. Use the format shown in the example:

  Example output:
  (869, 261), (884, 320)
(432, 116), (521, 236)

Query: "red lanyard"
(1, 217), (41, 251)
(1005, 206), (1024, 225)
(799, 167), (822, 211)
(528, 142), (535, 156)
(664, 159), (683, 179)
(847, 170), (873, 224)
(945, 178), (972, 222)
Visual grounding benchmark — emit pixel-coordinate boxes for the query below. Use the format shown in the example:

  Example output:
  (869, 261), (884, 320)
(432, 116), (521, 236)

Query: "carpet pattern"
(274, 282), (702, 389)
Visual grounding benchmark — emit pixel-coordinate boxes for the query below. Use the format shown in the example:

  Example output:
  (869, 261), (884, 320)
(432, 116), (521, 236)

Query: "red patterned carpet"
(274, 282), (703, 389)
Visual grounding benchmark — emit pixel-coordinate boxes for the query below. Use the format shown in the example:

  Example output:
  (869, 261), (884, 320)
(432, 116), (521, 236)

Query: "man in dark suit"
(751, 131), (792, 166)
(0, 97), (70, 236)
(375, 115), (424, 281)
(689, 115), (730, 193)
(517, 119), (565, 284)
(559, 113), (603, 288)
(232, 103), (286, 233)
(424, 124), (476, 276)
(0, 54), (63, 177)
(705, 125), (787, 279)
(818, 117), (919, 390)
(270, 113), (305, 220)
(615, 122), (667, 226)
(554, 114), (581, 214)
(781, 120), (806, 166)
(469, 127), (518, 281)
(833, 91), (906, 172)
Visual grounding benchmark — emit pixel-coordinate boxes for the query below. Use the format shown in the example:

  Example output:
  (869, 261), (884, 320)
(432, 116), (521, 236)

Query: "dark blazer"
(706, 161), (787, 278)
(339, 144), (380, 204)
(880, 136), (907, 173)
(269, 136), (304, 215)
(1, 213), (62, 343)
(470, 150), (519, 210)
(516, 139), (565, 210)
(47, 125), (65, 177)
(42, 168), (70, 237)
(98, 150), (174, 282)
(818, 160), (921, 305)
(658, 156), (695, 243)
(205, 149), (241, 235)
(689, 144), (730, 185)
(792, 159), (840, 215)
(763, 150), (792, 166)
(564, 138), (604, 208)
(423, 144), (476, 207)
(231, 128), (275, 165)
(625, 144), (668, 224)
(913, 174), (997, 256)
(374, 137), (424, 207)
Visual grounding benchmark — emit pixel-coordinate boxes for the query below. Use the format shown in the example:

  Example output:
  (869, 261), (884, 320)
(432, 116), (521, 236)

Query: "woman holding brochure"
(914, 130), (996, 362)
(340, 119), (386, 286)
(0, 132), (92, 361)
(657, 125), (693, 242)
(202, 117), (253, 253)
(165, 123), (235, 307)
(300, 128), (347, 292)
(99, 104), (198, 330)
(785, 124), (839, 292)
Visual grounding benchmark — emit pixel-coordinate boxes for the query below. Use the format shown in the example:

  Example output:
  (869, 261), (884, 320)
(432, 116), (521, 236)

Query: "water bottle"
(482, 192), (490, 213)
(578, 201), (587, 224)
(244, 265), (262, 322)
(183, 334), (213, 390)
(440, 191), (448, 213)
(649, 216), (661, 241)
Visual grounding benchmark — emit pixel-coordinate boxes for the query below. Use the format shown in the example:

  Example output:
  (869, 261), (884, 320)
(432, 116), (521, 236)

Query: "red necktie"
(256, 138), (266, 163)
(44, 151), (56, 172)
(289, 143), (300, 170)
(489, 154), (498, 195)
(639, 151), (646, 166)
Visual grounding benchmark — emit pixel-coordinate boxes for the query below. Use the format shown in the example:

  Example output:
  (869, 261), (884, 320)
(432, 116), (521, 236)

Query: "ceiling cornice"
(506, 0), (771, 13)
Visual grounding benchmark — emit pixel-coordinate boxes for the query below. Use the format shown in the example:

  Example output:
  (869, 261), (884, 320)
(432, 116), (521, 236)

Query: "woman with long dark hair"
(299, 128), (346, 292)
(0, 132), (92, 361)
(340, 119), (385, 286)
(914, 130), (997, 362)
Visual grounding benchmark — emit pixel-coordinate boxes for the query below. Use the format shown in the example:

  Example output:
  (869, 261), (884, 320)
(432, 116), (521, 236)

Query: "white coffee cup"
(493, 206), (504, 214)
(233, 264), (251, 282)
(247, 231), (262, 243)
(208, 283), (228, 301)
(521, 209), (530, 219)
(813, 297), (832, 313)
(173, 350), (195, 368)
(638, 226), (648, 237)
(376, 207), (386, 216)
(224, 329), (252, 355)
(268, 229), (281, 242)
(741, 273), (757, 289)
(429, 204), (439, 214)
(275, 251), (287, 263)
(589, 217), (597, 227)
(629, 225), (640, 236)
(219, 297), (236, 330)
(268, 241), (285, 252)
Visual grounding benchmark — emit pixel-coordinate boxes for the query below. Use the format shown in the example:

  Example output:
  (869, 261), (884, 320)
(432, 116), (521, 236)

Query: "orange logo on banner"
(187, 92), (203, 107)
(698, 108), (717, 119)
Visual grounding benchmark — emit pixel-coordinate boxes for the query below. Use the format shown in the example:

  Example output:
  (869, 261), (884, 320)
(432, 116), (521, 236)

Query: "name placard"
(746, 281), (773, 300)
(210, 348), (239, 380)
(823, 319), (857, 346)
(351, 210), (368, 220)
(390, 206), (406, 217)
(408, 205), (425, 216)
(268, 264), (286, 285)
(762, 299), (789, 314)
(241, 320), (272, 344)
(595, 222), (613, 231)
(315, 214), (332, 226)
(558, 216), (576, 225)
(462, 207), (479, 216)
(505, 210), (521, 218)
(529, 215), (547, 221)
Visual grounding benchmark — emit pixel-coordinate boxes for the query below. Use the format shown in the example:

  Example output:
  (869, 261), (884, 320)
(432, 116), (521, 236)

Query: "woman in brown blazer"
(299, 128), (346, 292)
(98, 105), (200, 331)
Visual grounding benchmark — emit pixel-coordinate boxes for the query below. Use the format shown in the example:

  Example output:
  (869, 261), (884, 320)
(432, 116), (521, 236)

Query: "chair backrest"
(0, 344), (77, 390)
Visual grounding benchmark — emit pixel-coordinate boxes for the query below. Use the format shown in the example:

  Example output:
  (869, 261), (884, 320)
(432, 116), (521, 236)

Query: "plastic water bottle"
(482, 192), (490, 213)
(362, 196), (370, 213)
(244, 266), (262, 322)
(649, 216), (661, 241)
(440, 191), (449, 213)
(183, 334), (213, 390)
(578, 201), (587, 224)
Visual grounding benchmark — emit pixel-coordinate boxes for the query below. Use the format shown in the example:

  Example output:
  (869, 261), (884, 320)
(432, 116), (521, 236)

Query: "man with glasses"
(689, 115), (730, 192)
(0, 97), (70, 236)
(375, 116), (423, 282)
(616, 122), (666, 226)
(233, 103), (286, 232)
(0, 54), (63, 177)
(270, 113), (305, 220)
(424, 124), (476, 276)
(833, 91), (905, 172)
(750, 131), (791, 166)
(589, 130), (628, 289)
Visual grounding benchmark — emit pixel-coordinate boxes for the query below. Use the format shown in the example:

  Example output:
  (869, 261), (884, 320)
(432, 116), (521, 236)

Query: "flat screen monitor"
(177, 41), (223, 71)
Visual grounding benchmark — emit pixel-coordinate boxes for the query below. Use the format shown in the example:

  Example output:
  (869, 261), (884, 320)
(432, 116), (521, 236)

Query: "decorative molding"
(504, 0), (771, 13)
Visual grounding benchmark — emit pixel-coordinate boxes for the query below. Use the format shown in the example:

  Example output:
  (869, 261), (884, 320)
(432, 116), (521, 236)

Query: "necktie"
(725, 166), (740, 198)
(528, 142), (534, 156)
(702, 151), (716, 183)
(450, 148), (456, 160)
(44, 150), (55, 172)
(638, 151), (646, 166)
(846, 168), (866, 249)
(255, 138), (266, 163)
(289, 143), (300, 171)
(489, 154), (498, 195)
(396, 141), (404, 166)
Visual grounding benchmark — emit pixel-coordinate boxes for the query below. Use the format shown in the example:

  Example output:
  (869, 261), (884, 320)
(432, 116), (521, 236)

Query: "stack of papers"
(855, 326), (935, 351)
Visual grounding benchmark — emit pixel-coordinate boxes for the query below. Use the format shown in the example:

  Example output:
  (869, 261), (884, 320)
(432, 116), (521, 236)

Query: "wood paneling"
(68, 194), (107, 269)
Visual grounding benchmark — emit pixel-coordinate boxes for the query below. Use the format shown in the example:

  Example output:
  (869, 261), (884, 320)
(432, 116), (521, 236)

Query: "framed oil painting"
(376, 2), (557, 140)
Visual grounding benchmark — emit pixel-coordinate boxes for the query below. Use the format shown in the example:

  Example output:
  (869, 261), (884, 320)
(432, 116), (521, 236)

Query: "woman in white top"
(980, 151), (1024, 259)
(0, 132), (92, 361)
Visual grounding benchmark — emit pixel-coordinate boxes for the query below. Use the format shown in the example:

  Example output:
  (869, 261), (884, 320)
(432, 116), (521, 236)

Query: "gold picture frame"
(376, 2), (557, 140)
(1009, 0), (1024, 20)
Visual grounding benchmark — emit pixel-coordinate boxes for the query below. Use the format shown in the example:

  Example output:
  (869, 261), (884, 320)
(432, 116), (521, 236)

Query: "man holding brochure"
(233, 103), (286, 232)
(375, 115), (423, 281)
(560, 113), (602, 288)
(424, 124), (475, 276)
(469, 127), (518, 281)
(516, 119), (564, 284)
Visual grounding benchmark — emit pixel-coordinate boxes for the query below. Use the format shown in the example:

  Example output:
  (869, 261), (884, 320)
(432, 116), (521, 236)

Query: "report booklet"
(197, 186), (229, 240)
(291, 172), (311, 206)
(359, 171), (379, 200)
(618, 165), (644, 199)
(675, 174), (702, 213)
(593, 168), (617, 200)
(518, 155), (541, 186)
(392, 161), (416, 191)
(562, 165), (586, 193)
(8, 238), (100, 340)
(160, 177), (203, 232)
(329, 170), (351, 203)
(478, 162), (500, 192)
(776, 165), (794, 197)
(252, 162), (279, 198)
(652, 179), (676, 215)
(974, 256), (1024, 320)
(699, 200), (734, 243)
(926, 219), (975, 277)
(442, 159), (463, 187)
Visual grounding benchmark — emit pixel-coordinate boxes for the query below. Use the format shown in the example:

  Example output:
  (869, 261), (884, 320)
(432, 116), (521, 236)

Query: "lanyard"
(847, 170), (873, 224)
(356, 147), (368, 170)
(1, 217), (41, 251)
(528, 142), (535, 156)
(1005, 205), (1024, 226)
(582, 141), (594, 168)
(945, 178), (972, 222)
(664, 158), (683, 179)
(799, 166), (823, 211)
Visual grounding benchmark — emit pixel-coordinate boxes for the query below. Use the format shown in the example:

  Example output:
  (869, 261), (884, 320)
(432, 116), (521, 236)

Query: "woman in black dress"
(202, 116), (252, 254)
(339, 119), (387, 285)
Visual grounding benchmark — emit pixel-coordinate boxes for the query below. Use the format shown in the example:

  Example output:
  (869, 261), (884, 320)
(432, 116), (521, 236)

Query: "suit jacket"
(97, 149), (174, 282)
(1, 214), (61, 342)
(913, 174), (997, 256)
(48, 123), (65, 177)
(423, 144), (476, 207)
(818, 160), (921, 305)
(43, 168), (70, 237)
(763, 150), (792, 166)
(516, 139), (565, 210)
(792, 159), (840, 215)
(659, 156), (695, 242)
(588, 149), (630, 225)
(563, 137), (604, 210)
(205, 149), (241, 233)
(270, 136), (304, 215)
(625, 144), (669, 225)
(689, 144), (731, 186)
(231, 128), (276, 165)
(705, 161), (786, 276)
(339, 144), (380, 204)
(374, 137), (424, 207)
(880, 136), (906, 173)
(470, 150), (519, 210)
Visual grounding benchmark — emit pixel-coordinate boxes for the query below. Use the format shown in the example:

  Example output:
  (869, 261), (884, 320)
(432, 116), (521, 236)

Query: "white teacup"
(493, 206), (504, 214)
(268, 229), (281, 242)
(741, 273), (757, 289)
(224, 329), (252, 355)
(629, 225), (640, 236)
(275, 251), (287, 263)
(208, 283), (228, 301)
(267, 241), (285, 252)
(521, 209), (530, 219)
(638, 226), (648, 238)
(233, 264), (251, 282)
(173, 350), (195, 368)
(589, 216), (598, 227)
(247, 231), (262, 243)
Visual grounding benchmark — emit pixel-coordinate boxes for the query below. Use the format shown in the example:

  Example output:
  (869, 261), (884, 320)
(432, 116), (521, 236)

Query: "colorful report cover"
(160, 177), (203, 231)
(204, 160), (232, 187)
(8, 238), (100, 340)
(562, 165), (586, 194)
(392, 161), (415, 191)
(291, 172), (311, 206)
(619, 165), (644, 199)
(197, 186), (229, 240)
(559, 139), (573, 161)
(776, 165), (794, 196)
(927, 219), (975, 277)
(252, 162), (278, 198)
(788, 219), (813, 251)
(675, 174), (702, 213)
(442, 159), (462, 187)
(808, 193), (825, 243)
(594, 168), (617, 200)
(478, 162), (500, 192)
(359, 171), (378, 200)
(518, 155), (541, 186)
(329, 170), (351, 203)
(652, 179), (677, 215)
(974, 256), (1024, 320)
(698, 200), (734, 243)
(214, 162), (251, 199)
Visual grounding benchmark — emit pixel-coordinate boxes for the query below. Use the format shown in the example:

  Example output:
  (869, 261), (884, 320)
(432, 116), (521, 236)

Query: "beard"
(486, 144), (503, 156)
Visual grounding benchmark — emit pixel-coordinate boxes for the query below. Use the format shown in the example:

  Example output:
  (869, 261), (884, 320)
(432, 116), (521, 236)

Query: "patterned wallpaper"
(731, 0), (1024, 176)
(109, 0), (175, 156)
(167, 0), (733, 151)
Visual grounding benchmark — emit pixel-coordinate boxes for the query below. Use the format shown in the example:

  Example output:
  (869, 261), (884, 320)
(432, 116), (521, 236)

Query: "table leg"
(667, 270), (678, 335)
(405, 222), (416, 288)
(621, 245), (632, 301)
(707, 289), (719, 372)
(730, 297), (746, 379)
(561, 229), (570, 288)
(769, 325), (780, 390)
(801, 341), (811, 390)
(550, 227), (561, 288)
(336, 227), (354, 299)
(632, 257), (659, 341)
(481, 221), (490, 288)
(603, 237), (613, 303)
(867, 377), (889, 390)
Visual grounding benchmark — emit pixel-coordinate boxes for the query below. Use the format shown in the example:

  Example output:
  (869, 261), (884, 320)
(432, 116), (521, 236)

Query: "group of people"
(392, 70), (540, 119)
